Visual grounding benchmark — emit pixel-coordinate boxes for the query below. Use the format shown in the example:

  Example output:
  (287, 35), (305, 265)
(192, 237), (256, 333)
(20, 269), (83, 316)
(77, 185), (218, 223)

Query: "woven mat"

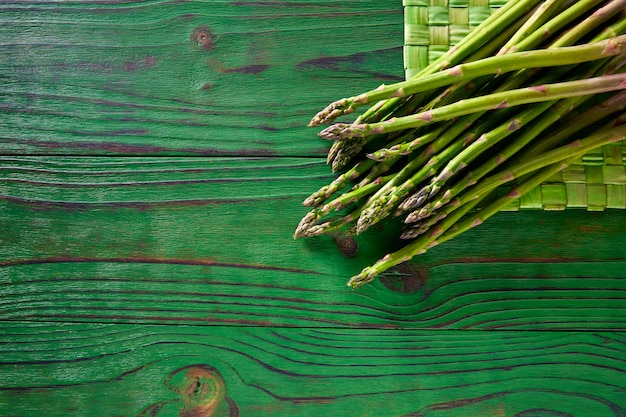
(402, 0), (626, 211)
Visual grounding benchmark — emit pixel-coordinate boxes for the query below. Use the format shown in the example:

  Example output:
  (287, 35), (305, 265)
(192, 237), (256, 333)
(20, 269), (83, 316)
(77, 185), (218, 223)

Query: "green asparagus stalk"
(420, 51), (615, 203)
(302, 159), (376, 207)
(346, 0), (544, 126)
(322, 23), (529, 169)
(593, 9), (626, 41)
(439, 163), (574, 241)
(506, 0), (606, 53)
(409, 10), (624, 205)
(554, 0), (626, 47)
(404, 120), (626, 236)
(310, 36), (626, 126)
(356, 142), (465, 235)
(367, 123), (450, 162)
(319, 73), (626, 141)
(320, 1), (550, 172)
(349, 122), (626, 288)
(404, 160), (571, 248)
(323, 1), (623, 176)
(306, 127), (423, 205)
(347, 189), (488, 288)
(424, 99), (555, 197)
(358, 58), (626, 231)
(399, 98), (560, 218)
(516, 89), (626, 161)
(295, 174), (394, 238)
(477, 1), (626, 101)
(299, 1), (626, 290)
(369, 16), (623, 197)
(296, 209), (362, 239)
(321, 0), (610, 130)
(325, 135), (370, 172)
(400, 92), (594, 220)
(498, 0), (568, 54)
(356, 110), (513, 233)
(456, 123), (626, 208)
(407, 7), (626, 180)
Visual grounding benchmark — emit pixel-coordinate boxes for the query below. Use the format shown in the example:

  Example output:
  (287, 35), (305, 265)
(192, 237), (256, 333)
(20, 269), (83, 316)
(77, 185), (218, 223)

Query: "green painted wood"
(1, 322), (625, 417)
(2, 157), (626, 330)
(0, 0), (402, 156)
(2, 1), (626, 416)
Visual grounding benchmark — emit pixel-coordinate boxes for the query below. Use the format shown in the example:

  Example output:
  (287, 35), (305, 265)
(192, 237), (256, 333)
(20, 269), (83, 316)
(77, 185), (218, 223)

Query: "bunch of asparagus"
(296, 0), (626, 288)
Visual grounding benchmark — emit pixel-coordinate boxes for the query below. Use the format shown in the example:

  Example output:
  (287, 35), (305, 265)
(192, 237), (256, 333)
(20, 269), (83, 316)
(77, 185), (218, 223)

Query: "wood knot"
(379, 263), (427, 294)
(331, 233), (358, 257)
(136, 364), (238, 417)
(192, 27), (215, 50)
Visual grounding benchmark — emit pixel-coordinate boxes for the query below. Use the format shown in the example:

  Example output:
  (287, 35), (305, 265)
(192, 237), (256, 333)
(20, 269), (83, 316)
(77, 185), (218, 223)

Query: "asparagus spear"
(419, 52), (614, 204)
(404, 120), (626, 237)
(341, 0), (545, 126)
(299, 1), (626, 290)
(355, 111), (512, 234)
(348, 122), (626, 288)
(302, 159), (376, 207)
(425, 100), (555, 195)
(405, 161), (571, 249)
(310, 36), (626, 126)
(553, 0), (626, 47)
(355, 57), (626, 231)
(306, 126), (424, 206)
(320, 1), (548, 172)
(498, 0), (568, 54)
(399, 98), (558, 217)
(319, 73), (626, 141)
(295, 174), (394, 238)
(368, 15), (622, 201)
(400, 92), (594, 220)
(367, 123), (450, 162)
(516, 89), (626, 161)
(506, 0), (606, 53)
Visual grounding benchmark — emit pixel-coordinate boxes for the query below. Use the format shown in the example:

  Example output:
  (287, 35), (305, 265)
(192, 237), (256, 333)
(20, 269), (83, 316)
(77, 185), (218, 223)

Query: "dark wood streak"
(263, 331), (626, 358)
(0, 194), (295, 209)
(400, 388), (626, 417)
(0, 276), (331, 293)
(296, 47), (404, 81)
(0, 257), (318, 275)
(514, 410), (574, 417)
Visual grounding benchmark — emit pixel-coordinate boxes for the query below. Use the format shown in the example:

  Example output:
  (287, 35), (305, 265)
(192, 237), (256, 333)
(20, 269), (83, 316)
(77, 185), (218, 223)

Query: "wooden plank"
(1, 322), (625, 417)
(2, 156), (626, 329)
(0, 0), (403, 156)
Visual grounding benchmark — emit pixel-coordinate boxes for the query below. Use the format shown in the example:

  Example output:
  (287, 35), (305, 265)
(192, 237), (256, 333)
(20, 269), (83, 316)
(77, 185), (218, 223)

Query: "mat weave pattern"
(402, 0), (626, 211)
(404, 0), (508, 78)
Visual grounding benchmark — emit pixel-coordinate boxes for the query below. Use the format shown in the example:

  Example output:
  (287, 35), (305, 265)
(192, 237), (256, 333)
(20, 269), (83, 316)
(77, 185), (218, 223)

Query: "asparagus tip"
(356, 201), (388, 235)
(347, 266), (377, 288)
(302, 188), (328, 207)
(309, 99), (354, 126)
(318, 123), (366, 141)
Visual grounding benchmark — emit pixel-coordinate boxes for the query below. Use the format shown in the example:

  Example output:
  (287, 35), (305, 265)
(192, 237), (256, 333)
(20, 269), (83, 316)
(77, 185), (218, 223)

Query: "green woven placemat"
(402, 0), (626, 211)
(404, 0), (508, 78)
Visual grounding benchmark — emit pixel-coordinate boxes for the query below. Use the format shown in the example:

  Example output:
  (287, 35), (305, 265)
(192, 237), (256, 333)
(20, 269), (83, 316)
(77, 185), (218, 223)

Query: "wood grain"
(2, 1), (626, 416)
(2, 156), (626, 330)
(1, 322), (625, 417)
(0, 0), (402, 156)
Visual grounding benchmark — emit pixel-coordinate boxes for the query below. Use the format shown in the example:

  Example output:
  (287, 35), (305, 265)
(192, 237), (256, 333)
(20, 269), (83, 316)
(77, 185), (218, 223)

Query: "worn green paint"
(2, 323), (626, 417)
(1, 1), (625, 416)
(0, 1), (402, 156)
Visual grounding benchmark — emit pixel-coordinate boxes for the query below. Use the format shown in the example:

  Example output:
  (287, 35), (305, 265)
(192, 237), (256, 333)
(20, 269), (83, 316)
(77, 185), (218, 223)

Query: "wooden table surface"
(1, 1), (626, 416)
